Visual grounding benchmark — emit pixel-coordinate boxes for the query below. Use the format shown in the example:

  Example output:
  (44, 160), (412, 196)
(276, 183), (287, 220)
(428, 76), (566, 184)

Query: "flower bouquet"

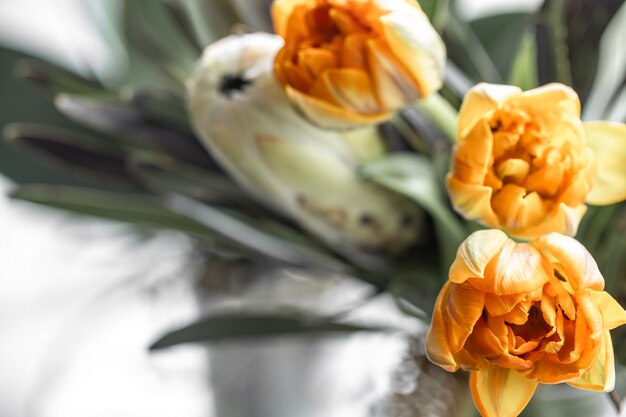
(1, 1), (626, 416)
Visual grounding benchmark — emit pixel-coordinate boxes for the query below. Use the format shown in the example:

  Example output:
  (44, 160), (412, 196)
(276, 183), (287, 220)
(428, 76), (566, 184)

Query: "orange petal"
(298, 48), (338, 78)
(584, 121), (626, 205)
(366, 38), (420, 111)
(532, 233), (604, 291)
(491, 185), (548, 231)
(507, 202), (587, 240)
(560, 157), (595, 207)
(447, 176), (499, 227)
(341, 34), (369, 70)
(449, 229), (509, 284)
(446, 283), (486, 353)
(589, 290), (626, 330)
(425, 282), (459, 372)
(569, 331), (616, 392)
(484, 292), (526, 316)
(481, 240), (551, 295)
(272, 0), (311, 37)
(285, 85), (390, 129)
(451, 119), (494, 184)
(527, 360), (582, 384)
(321, 68), (381, 114)
(470, 365), (538, 417)
(458, 83), (521, 138)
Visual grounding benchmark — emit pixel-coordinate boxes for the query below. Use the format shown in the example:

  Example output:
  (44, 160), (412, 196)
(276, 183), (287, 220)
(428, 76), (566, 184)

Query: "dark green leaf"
(582, 1), (626, 120)
(469, 13), (533, 81)
(13, 57), (107, 99)
(3, 123), (135, 189)
(129, 155), (249, 204)
(443, 13), (502, 83)
(165, 194), (349, 271)
(10, 184), (214, 237)
(508, 30), (539, 90)
(150, 313), (390, 350)
(55, 94), (217, 168)
(535, 0), (573, 86)
(566, 0), (624, 103)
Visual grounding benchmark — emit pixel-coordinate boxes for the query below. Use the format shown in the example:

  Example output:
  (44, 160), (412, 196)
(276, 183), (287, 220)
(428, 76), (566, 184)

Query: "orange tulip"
(426, 229), (626, 417)
(448, 83), (626, 239)
(271, 0), (446, 129)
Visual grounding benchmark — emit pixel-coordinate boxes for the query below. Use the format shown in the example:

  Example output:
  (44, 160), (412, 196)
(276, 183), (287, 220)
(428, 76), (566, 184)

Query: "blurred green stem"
(413, 93), (459, 143)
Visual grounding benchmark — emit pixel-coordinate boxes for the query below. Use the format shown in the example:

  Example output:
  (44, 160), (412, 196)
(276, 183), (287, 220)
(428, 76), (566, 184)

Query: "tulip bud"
(187, 33), (423, 255)
(271, 0), (446, 129)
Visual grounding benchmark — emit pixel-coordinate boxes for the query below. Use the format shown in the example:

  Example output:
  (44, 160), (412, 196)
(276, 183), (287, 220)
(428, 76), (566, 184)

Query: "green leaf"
(129, 90), (192, 134)
(443, 13), (503, 83)
(165, 194), (349, 271)
(583, 1), (626, 120)
(417, 0), (449, 31)
(129, 155), (251, 204)
(9, 185), (215, 237)
(361, 153), (467, 268)
(54, 94), (216, 168)
(123, 0), (200, 82)
(507, 30), (539, 90)
(3, 123), (134, 189)
(13, 57), (108, 99)
(149, 313), (389, 350)
(469, 13), (533, 81)
(535, 0), (573, 86)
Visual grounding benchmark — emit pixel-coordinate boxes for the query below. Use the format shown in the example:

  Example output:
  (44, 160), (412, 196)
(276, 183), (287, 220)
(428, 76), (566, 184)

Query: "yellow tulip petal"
(491, 185), (548, 231)
(470, 365), (538, 417)
(458, 83), (521, 138)
(532, 233), (604, 291)
(447, 176), (499, 227)
(285, 85), (390, 129)
(509, 202), (586, 240)
(589, 291), (626, 330)
(518, 83), (581, 119)
(584, 121), (626, 205)
(452, 119), (494, 184)
(425, 282), (459, 372)
(321, 68), (381, 114)
(449, 229), (509, 284)
(379, 3), (446, 97)
(569, 331), (615, 392)
(527, 360), (582, 384)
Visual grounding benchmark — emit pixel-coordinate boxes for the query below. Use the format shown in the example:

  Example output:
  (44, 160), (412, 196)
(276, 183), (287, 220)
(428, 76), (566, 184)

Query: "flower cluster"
(427, 230), (626, 416)
(429, 82), (626, 417)
(185, 2), (626, 416)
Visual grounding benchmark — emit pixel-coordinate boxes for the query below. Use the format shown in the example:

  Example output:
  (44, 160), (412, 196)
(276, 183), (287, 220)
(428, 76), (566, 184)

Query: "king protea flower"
(187, 33), (423, 254)
(271, 0), (446, 129)
(426, 229), (626, 417)
(447, 83), (626, 240)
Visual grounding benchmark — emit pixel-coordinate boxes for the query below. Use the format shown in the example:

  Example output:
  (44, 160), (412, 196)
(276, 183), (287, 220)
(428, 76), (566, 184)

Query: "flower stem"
(414, 93), (459, 143)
